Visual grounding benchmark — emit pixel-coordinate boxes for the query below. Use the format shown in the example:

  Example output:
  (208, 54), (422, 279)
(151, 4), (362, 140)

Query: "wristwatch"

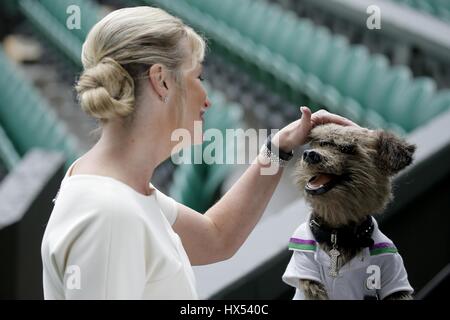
(259, 134), (294, 167)
(266, 134), (294, 161)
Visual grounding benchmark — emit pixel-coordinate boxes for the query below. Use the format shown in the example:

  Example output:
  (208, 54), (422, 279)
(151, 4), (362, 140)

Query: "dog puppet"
(282, 124), (415, 300)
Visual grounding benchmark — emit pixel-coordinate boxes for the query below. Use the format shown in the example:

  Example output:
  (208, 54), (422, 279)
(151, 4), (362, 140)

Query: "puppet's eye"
(319, 141), (333, 147)
(339, 144), (356, 154)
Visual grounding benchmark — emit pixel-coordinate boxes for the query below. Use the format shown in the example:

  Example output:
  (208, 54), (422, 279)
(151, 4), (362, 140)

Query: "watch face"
(267, 136), (293, 157)
(268, 143), (293, 161)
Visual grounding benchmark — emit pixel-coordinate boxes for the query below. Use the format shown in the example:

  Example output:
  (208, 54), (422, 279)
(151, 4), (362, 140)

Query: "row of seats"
(145, 0), (450, 134)
(392, 0), (450, 23)
(0, 48), (81, 169)
(190, 0), (450, 131)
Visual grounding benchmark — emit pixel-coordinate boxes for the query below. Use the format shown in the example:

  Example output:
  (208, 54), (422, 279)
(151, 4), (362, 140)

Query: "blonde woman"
(41, 6), (357, 299)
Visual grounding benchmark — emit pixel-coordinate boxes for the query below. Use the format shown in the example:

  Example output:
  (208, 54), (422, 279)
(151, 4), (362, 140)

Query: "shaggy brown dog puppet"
(282, 124), (415, 300)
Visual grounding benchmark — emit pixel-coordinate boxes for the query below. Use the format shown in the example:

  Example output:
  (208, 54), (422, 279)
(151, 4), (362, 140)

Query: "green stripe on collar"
(370, 247), (398, 256)
(288, 243), (317, 252)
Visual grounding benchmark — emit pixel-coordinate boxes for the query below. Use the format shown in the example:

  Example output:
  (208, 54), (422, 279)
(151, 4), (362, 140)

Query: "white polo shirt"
(282, 216), (414, 300)
(41, 159), (198, 299)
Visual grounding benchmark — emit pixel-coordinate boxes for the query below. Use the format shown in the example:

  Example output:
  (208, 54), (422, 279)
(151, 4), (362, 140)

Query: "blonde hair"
(75, 6), (206, 125)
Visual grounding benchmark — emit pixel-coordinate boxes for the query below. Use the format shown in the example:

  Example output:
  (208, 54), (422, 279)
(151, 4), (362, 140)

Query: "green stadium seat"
(387, 78), (436, 131)
(364, 109), (390, 130)
(340, 46), (371, 101)
(290, 21), (316, 70)
(370, 66), (412, 118)
(170, 163), (205, 210)
(339, 98), (366, 125)
(268, 13), (298, 59)
(257, 5), (285, 46)
(316, 35), (349, 83)
(0, 124), (20, 171)
(302, 27), (333, 77)
(302, 73), (323, 103)
(245, 2), (271, 43)
(329, 46), (366, 96)
(321, 41), (352, 92)
(412, 90), (450, 129)
(321, 85), (342, 114)
(359, 54), (389, 112)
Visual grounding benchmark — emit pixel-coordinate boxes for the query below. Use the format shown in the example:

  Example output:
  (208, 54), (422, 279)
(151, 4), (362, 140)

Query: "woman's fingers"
(298, 106), (312, 136)
(300, 106), (312, 123)
(294, 106), (313, 146)
(311, 109), (360, 128)
(273, 107), (359, 150)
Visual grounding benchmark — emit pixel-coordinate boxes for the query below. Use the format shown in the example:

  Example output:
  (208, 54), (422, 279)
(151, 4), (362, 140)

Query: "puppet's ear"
(374, 131), (416, 175)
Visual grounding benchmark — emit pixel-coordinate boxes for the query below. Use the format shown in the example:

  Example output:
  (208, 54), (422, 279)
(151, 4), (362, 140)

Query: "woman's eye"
(198, 74), (204, 81)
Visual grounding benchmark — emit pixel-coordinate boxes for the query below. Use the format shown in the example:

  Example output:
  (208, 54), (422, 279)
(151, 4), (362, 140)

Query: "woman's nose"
(204, 97), (211, 108)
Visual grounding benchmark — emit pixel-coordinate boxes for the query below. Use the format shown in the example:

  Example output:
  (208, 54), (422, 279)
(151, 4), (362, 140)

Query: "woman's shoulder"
(42, 181), (156, 278)
(53, 157), (178, 225)
(45, 176), (156, 253)
(52, 175), (151, 224)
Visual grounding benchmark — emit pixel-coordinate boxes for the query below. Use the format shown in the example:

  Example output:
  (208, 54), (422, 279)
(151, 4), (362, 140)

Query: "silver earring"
(162, 96), (168, 103)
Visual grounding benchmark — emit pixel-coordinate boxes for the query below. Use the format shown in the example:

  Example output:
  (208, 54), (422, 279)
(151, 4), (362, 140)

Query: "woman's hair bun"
(76, 57), (135, 120)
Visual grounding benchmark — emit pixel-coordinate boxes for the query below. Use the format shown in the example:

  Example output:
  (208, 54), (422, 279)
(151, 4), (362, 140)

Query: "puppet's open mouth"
(305, 173), (346, 195)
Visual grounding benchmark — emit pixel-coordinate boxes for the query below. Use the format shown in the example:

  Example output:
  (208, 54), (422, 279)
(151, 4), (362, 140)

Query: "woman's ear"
(148, 64), (169, 101)
(374, 130), (416, 175)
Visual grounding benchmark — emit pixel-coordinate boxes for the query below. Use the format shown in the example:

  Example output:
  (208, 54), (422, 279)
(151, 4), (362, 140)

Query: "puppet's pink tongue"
(308, 174), (333, 188)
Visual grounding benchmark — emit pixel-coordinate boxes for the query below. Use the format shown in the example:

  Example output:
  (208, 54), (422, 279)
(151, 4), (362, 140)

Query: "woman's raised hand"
(272, 107), (360, 152)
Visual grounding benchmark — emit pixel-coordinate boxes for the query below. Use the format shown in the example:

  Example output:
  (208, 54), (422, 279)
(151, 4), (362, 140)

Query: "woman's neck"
(80, 120), (172, 196)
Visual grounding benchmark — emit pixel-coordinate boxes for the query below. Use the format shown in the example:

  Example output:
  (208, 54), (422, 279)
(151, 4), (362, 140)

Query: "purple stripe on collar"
(371, 242), (395, 249)
(289, 238), (316, 245)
